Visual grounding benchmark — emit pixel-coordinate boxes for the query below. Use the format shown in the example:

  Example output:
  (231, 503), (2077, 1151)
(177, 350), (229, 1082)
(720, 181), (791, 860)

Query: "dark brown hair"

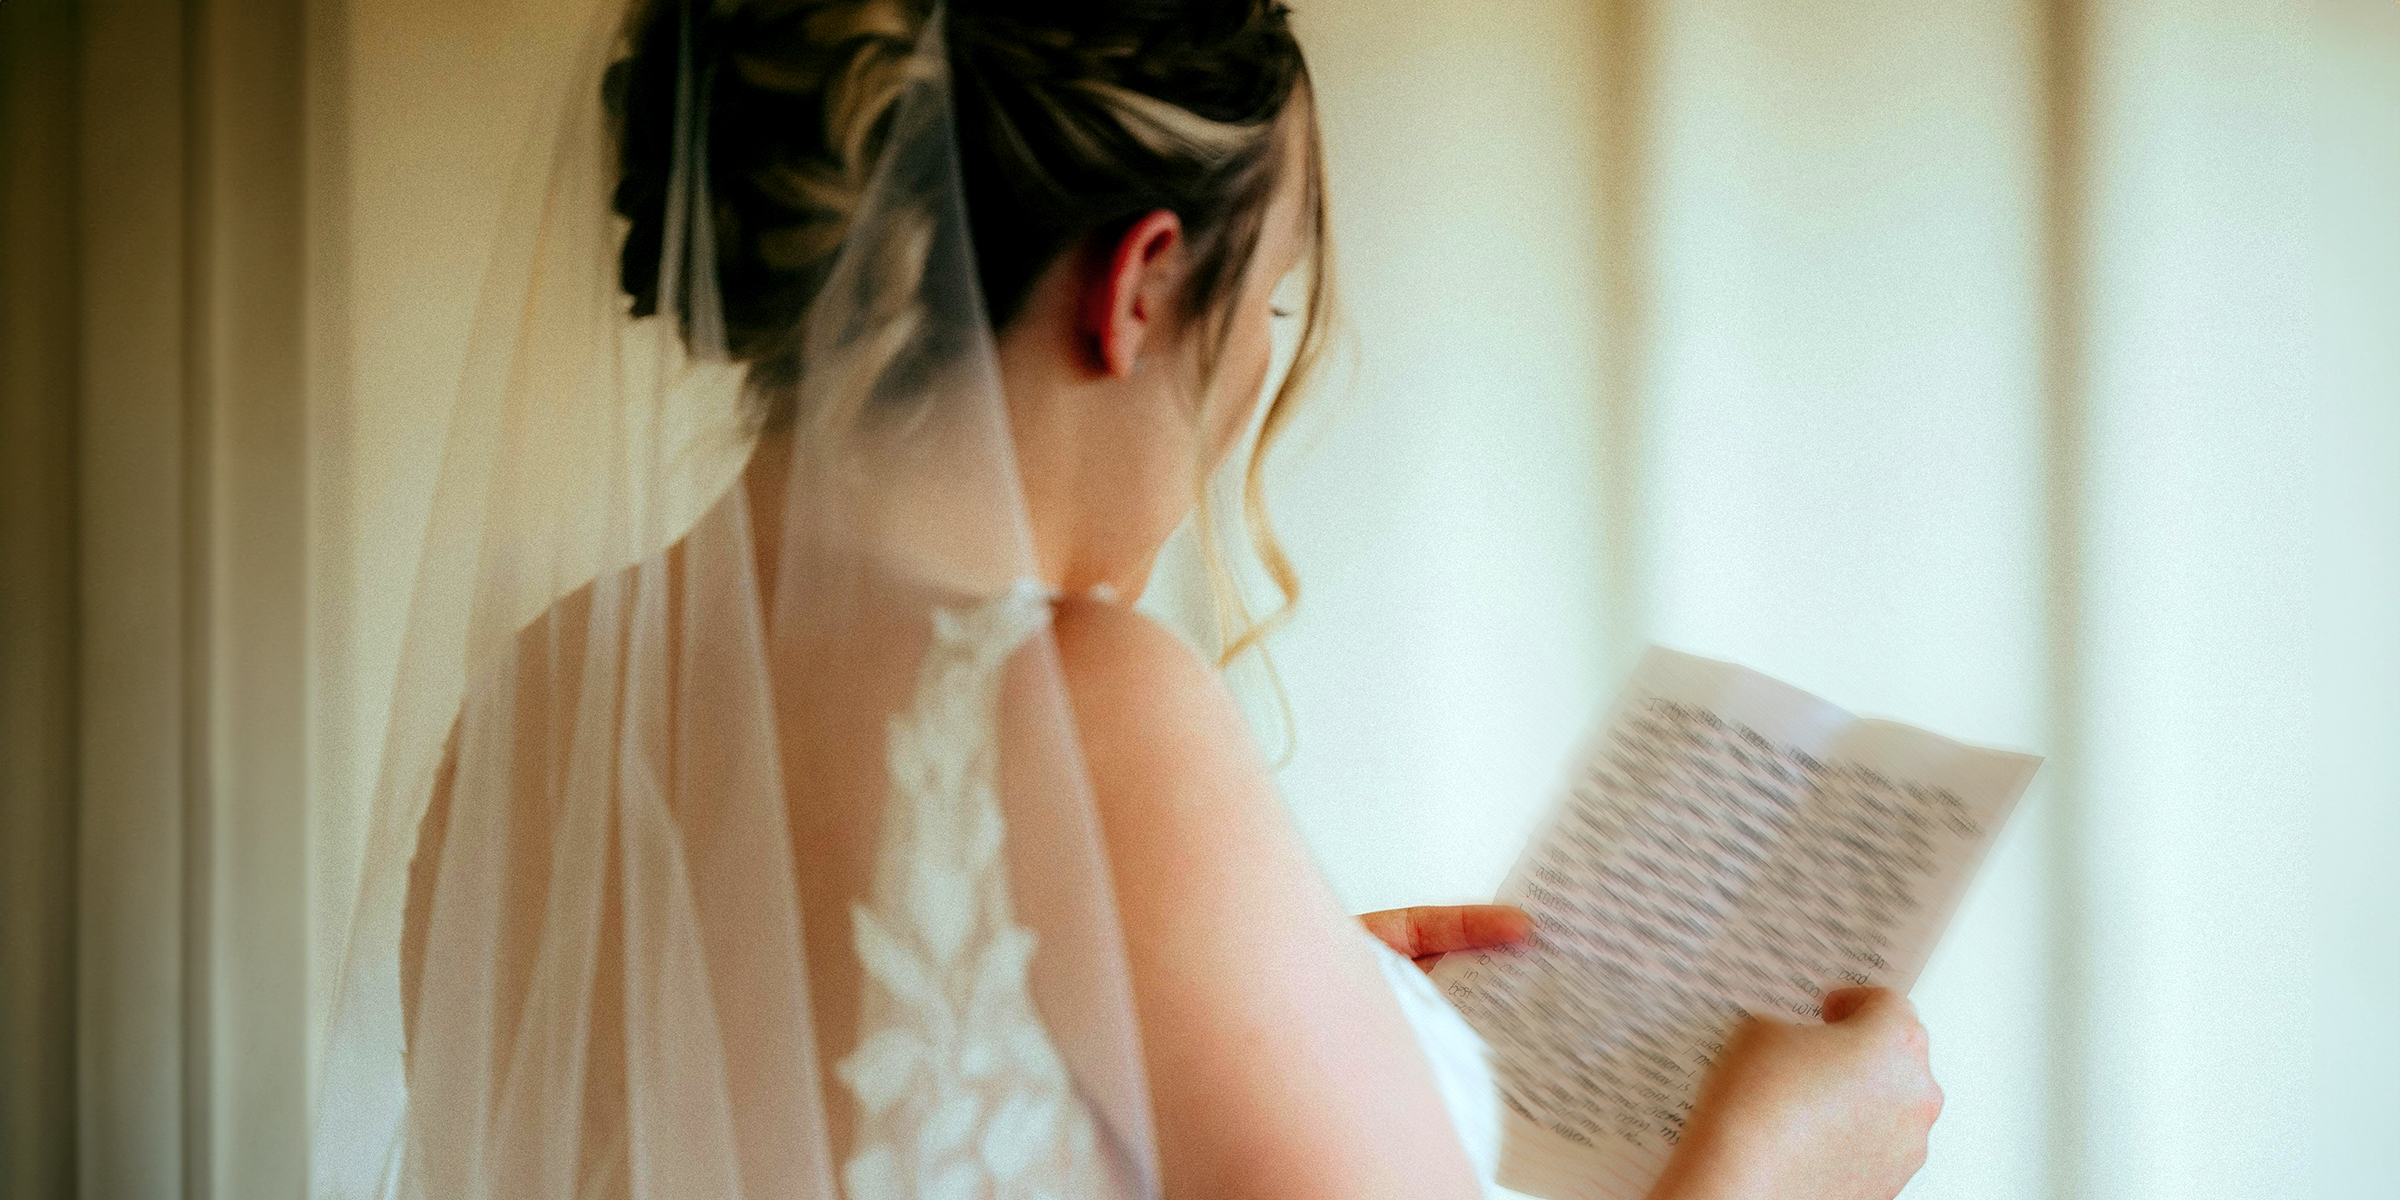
(606, 0), (1332, 662)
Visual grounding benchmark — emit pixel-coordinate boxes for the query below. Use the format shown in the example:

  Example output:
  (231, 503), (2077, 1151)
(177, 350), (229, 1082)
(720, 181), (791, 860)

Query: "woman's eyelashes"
(1271, 305), (1296, 319)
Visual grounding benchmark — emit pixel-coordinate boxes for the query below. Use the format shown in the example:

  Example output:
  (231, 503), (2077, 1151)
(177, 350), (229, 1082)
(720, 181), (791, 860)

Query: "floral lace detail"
(836, 580), (1104, 1200)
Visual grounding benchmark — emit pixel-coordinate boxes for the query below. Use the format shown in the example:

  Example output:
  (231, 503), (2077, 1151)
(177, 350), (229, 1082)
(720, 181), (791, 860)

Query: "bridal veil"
(312, 3), (1192, 1195)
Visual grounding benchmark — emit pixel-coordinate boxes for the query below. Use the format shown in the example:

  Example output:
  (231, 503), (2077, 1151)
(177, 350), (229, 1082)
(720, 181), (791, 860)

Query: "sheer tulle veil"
(313, 3), (1164, 1195)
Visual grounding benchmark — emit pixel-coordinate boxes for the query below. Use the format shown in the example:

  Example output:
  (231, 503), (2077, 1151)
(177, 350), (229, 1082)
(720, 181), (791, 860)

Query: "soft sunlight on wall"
(311, 0), (604, 1101)
(1146, 2), (2365, 1199)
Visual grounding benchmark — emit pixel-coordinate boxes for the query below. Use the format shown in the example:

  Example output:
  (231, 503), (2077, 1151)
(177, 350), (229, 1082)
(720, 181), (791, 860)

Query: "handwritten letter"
(1429, 649), (2039, 1200)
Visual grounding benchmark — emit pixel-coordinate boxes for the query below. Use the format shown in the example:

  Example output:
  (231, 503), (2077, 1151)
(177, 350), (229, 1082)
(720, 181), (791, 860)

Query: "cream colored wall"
(310, 0), (607, 1079)
(2074, 4), (2314, 1197)
(1206, 2), (2055, 1196)
(1232, 0), (1622, 914)
(1169, 2), (2368, 1199)
(1634, 4), (2052, 1196)
(2312, 8), (2400, 1200)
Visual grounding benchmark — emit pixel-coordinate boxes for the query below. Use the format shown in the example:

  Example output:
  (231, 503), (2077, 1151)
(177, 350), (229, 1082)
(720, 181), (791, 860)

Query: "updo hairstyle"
(605, 0), (1330, 660)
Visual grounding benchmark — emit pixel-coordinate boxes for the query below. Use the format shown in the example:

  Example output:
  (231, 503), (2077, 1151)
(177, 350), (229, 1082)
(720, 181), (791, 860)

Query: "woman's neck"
(738, 362), (1188, 606)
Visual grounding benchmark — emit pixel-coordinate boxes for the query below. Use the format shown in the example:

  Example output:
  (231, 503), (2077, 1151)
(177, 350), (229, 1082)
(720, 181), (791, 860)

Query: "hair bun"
(609, 0), (941, 410)
(606, 0), (1314, 436)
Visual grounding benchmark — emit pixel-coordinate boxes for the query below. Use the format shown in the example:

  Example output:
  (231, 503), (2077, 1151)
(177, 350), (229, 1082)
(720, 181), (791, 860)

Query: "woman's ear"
(1082, 209), (1184, 378)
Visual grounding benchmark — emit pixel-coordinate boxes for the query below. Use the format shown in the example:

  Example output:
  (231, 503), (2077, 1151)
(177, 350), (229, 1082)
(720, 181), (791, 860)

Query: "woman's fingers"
(1357, 904), (1533, 962)
(1660, 986), (1943, 1198)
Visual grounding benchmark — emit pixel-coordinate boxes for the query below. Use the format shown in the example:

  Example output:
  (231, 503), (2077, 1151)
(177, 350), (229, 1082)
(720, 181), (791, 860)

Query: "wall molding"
(1, 2), (86, 1196)
(72, 0), (313, 1195)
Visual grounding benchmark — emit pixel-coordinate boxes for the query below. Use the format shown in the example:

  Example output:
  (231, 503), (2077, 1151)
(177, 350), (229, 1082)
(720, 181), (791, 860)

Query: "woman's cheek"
(1213, 320), (1275, 464)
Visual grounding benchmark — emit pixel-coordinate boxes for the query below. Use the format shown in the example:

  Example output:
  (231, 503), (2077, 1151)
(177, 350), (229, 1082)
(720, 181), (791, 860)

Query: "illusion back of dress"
(399, 491), (1152, 1198)
(398, 506), (1501, 1200)
(830, 578), (1116, 1199)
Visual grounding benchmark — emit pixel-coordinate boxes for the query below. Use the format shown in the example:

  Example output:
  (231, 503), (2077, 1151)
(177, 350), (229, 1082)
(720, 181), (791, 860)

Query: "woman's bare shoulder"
(1038, 595), (1483, 1200)
(1039, 594), (1313, 874)
(1046, 595), (1258, 778)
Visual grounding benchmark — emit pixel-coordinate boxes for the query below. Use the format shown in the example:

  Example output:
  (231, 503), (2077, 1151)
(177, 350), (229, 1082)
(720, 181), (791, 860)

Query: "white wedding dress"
(1367, 932), (1507, 1192)
(835, 582), (1503, 1199)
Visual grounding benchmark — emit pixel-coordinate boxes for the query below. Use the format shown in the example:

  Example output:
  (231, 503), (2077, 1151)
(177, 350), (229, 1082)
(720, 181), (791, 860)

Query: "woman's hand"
(1648, 987), (1943, 1200)
(1356, 904), (1533, 971)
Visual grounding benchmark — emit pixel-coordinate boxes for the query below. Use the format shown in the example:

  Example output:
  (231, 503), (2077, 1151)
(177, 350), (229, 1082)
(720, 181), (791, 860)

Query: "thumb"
(1821, 986), (1891, 1024)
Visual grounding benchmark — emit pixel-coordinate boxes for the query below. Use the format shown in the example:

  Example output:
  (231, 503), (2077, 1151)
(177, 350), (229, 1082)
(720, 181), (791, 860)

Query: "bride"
(317, 1), (1944, 1198)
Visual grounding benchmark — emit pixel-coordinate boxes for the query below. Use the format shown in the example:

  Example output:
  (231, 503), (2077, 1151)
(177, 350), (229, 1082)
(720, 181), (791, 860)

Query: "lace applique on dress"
(836, 580), (1105, 1200)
